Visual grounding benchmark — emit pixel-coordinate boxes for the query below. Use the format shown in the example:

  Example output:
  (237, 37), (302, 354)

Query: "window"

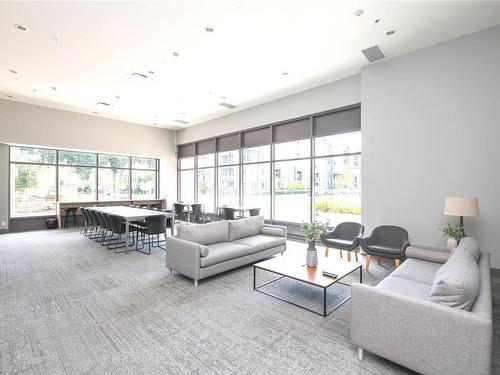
(314, 131), (361, 157)
(59, 151), (96, 166)
(11, 146), (56, 164)
(242, 145), (270, 163)
(314, 155), (361, 225)
(243, 163), (270, 218)
(274, 139), (311, 160)
(180, 170), (194, 203)
(10, 164), (57, 216)
(98, 168), (130, 200)
(218, 150), (239, 166)
(218, 166), (239, 207)
(197, 168), (214, 213)
(180, 157), (194, 170)
(58, 166), (96, 202)
(197, 154), (214, 168)
(274, 159), (310, 223)
(98, 154), (130, 168)
(132, 157), (156, 170)
(132, 170), (156, 199)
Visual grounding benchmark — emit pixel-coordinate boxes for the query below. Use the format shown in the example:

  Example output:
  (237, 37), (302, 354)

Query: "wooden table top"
(89, 206), (174, 220)
(254, 250), (361, 288)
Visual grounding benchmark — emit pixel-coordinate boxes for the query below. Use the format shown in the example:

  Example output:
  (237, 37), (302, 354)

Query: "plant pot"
(306, 241), (318, 268)
(447, 237), (458, 249)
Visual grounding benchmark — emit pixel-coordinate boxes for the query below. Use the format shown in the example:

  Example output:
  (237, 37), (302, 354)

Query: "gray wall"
(176, 74), (361, 144)
(0, 99), (178, 231)
(361, 25), (500, 267)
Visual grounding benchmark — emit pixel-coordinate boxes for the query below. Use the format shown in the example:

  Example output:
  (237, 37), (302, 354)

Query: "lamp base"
(459, 216), (466, 238)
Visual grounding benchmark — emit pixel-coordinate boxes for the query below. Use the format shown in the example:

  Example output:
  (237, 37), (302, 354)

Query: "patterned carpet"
(0, 229), (498, 374)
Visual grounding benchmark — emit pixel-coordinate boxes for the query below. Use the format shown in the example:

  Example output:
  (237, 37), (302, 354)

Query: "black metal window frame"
(9, 145), (160, 219)
(176, 104), (361, 226)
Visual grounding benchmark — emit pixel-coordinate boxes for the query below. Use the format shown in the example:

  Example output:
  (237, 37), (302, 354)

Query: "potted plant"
(440, 222), (461, 249)
(301, 221), (328, 268)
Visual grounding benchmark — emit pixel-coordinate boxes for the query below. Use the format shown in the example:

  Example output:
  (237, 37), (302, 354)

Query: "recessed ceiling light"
(172, 51), (179, 58)
(14, 24), (26, 31)
(219, 102), (237, 109)
(220, 96), (226, 100)
(33, 89), (37, 92)
(115, 95), (120, 99)
(6, 95), (13, 99)
(93, 111), (99, 114)
(354, 9), (364, 17)
(282, 72), (288, 76)
(52, 37), (59, 42)
(8, 69), (18, 74)
(374, 19), (380, 23)
(51, 86), (57, 91)
(205, 26), (214, 33)
(174, 119), (190, 124)
(386, 30), (395, 36)
(148, 70), (154, 75)
(181, 112), (187, 115)
(153, 123), (158, 126)
(128, 72), (153, 85)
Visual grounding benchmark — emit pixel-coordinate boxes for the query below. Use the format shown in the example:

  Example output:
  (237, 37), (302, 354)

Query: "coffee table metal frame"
(253, 263), (362, 317)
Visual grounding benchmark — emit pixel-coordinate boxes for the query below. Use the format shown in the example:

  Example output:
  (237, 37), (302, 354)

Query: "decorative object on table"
(301, 221), (328, 268)
(439, 222), (461, 249)
(443, 197), (479, 238)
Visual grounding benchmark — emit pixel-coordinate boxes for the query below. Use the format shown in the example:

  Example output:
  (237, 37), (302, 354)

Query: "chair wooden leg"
(365, 255), (371, 271)
(347, 251), (352, 262)
(394, 259), (400, 268)
(339, 250), (343, 258)
(377, 256), (382, 265)
(355, 248), (359, 262)
(324, 246), (329, 257)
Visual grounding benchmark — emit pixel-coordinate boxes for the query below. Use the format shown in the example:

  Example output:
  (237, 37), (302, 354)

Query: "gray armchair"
(358, 225), (410, 271)
(320, 222), (365, 262)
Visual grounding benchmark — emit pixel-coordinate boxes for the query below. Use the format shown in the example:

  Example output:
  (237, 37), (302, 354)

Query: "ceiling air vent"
(361, 45), (386, 62)
(128, 72), (153, 84)
(218, 102), (237, 109)
(96, 101), (112, 107)
(174, 119), (189, 125)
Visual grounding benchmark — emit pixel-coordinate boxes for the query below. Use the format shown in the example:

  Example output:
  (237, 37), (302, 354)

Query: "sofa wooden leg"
(324, 246), (329, 257)
(355, 248), (359, 262)
(365, 255), (371, 271)
(347, 252), (352, 262)
(395, 259), (400, 268)
(358, 347), (364, 360)
(377, 256), (382, 265)
(194, 279), (198, 287)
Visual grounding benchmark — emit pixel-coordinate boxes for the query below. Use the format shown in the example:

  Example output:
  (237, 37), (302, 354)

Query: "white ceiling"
(1, 1), (500, 130)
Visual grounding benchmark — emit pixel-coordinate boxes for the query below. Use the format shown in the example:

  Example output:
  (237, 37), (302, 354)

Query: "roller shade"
(272, 118), (310, 143)
(313, 106), (360, 137)
(178, 143), (195, 158)
(242, 127), (270, 148)
(196, 139), (215, 155)
(216, 134), (240, 152)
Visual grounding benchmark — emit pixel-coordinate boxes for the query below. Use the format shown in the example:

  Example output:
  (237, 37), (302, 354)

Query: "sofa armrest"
(351, 283), (492, 375)
(406, 244), (451, 264)
(261, 224), (287, 238)
(165, 237), (204, 280)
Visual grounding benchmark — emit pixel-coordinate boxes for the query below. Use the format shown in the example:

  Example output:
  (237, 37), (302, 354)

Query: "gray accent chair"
(351, 237), (492, 375)
(320, 222), (364, 262)
(358, 225), (409, 270)
(166, 216), (286, 286)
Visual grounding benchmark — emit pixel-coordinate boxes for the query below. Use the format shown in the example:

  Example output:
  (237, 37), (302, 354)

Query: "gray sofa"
(165, 216), (287, 286)
(351, 237), (492, 375)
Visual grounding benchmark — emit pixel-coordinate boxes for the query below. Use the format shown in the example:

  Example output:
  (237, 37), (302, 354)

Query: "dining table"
(216, 206), (260, 220)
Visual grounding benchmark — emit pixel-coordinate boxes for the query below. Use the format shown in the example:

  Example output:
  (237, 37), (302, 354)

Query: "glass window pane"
(314, 131), (361, 157)
(59, 151), (96, 166)
(274, 160), (310, 223)
(131, 157), (156, 170)
(243, 163), (270, 218)
(197, 168), (214, 213)
(98, 154), (130, 168)
(217, 166), (239, 207)
(10, 164), (56, 216)
(314, 155), (361, 225)
(274, 139), (311, 160)
(180, 157), (194, 170)
(10, 146), (56, 164)
(197, 154), (214, 168)
(242, 145), (270, 163)
(218, 150), (239, 166)
(132, 170), (156, 199)
(98, 169), (130, 200)
(58, 166), (96, 202)
(180, 170), (194, 202)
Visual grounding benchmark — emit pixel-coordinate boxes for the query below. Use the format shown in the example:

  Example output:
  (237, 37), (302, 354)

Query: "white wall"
(176, 74), (361, 144)
(361, 25), (500, 267)
(0, 99), (178, 228)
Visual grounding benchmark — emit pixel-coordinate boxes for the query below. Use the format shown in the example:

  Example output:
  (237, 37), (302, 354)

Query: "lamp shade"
(443, 197), (479, 217)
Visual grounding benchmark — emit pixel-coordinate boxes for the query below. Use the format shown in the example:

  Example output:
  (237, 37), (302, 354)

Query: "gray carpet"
(0, 230), (498, 374)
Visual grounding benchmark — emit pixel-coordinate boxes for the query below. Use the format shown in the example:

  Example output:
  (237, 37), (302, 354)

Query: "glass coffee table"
(253, 252), (362, 317)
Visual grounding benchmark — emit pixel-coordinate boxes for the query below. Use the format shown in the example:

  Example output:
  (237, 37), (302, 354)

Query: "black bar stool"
(64, 207), (79, 228)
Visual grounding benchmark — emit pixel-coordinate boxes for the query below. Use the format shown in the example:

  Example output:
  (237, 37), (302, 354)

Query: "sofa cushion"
(324, 238), (355, 248)
(261, 226), (285, 237)
(200, 242), (253, 267)
(229, 216), (265, 241)
(366, 245), (402, 255)
(177, 221), (229, 245)
(451, 237), (480, 263)
(232, 234), (286, 253)
(430, 250), (480, 311)
(390, 258), (442, 285)
(376, 275), (432, 301)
